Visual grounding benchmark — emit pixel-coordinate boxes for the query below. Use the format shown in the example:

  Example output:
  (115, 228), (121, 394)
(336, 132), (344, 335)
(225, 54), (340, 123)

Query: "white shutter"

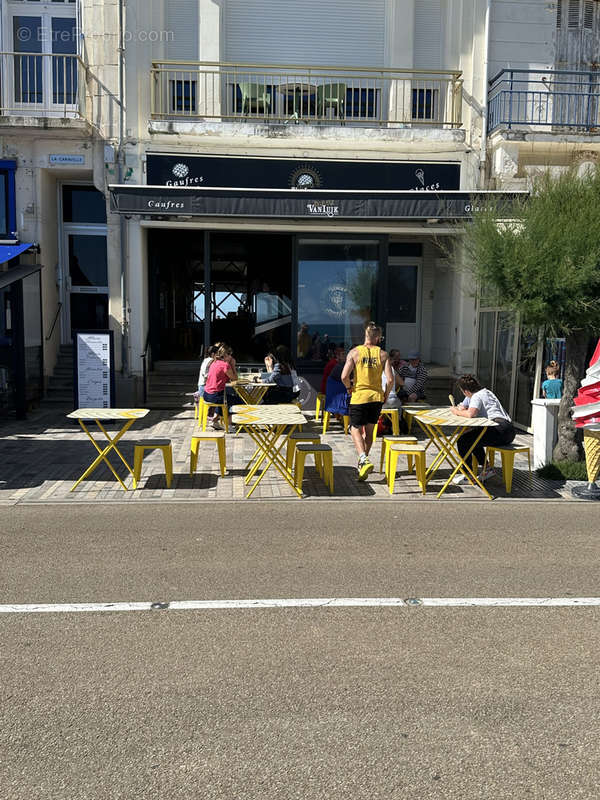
(224, 0), (386, 67)
(166, 0), (199, 60)
(414, 0), (442, 69)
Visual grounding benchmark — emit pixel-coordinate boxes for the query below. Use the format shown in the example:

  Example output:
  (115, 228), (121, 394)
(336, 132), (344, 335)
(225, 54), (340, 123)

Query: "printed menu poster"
(75, 332), (114, 408)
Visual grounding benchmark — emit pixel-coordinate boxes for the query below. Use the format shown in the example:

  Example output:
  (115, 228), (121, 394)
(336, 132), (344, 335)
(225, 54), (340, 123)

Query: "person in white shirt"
(198, 344), (219, 394)
(450, 374), (515, 482)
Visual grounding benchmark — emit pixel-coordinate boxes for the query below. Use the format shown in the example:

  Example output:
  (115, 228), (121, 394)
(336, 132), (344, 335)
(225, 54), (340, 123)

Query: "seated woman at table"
(261, 345), (300, 404)
(324, 347), (349, 419)
(451, 374), (515, 483)
(203, 343), (237, 430)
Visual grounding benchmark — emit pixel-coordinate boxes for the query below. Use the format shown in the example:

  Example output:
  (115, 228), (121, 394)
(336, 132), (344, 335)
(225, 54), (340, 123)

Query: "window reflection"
(297, 239), (379, 361)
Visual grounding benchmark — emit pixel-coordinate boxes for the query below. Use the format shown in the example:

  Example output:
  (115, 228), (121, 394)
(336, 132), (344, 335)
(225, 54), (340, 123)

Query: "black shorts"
(349, 402), (383, 428)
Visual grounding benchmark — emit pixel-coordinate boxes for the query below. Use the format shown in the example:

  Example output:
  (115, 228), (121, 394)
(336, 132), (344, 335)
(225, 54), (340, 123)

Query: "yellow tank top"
(350, 345), (384, 405)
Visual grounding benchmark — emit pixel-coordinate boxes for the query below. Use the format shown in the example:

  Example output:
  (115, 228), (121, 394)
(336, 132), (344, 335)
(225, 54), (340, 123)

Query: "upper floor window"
(4, 0), (77, 112)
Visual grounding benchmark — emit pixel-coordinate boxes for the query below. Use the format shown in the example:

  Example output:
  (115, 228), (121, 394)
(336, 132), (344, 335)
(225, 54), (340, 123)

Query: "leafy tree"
(461, 167), (600, 460)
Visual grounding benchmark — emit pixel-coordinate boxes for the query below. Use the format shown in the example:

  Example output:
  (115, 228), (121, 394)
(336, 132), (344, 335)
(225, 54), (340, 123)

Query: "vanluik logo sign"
(306, 200), (340, 217)
(164, 162), (204, 187)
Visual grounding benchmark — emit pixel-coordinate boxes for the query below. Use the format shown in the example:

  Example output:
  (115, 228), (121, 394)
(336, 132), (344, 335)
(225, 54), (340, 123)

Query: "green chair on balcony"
(317, 83), (346, 120)
(239, 82), (271, 116)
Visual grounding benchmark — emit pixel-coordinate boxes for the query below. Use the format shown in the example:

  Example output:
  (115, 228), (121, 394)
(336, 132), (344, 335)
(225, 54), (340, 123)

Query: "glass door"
(64, 231), (109, 337)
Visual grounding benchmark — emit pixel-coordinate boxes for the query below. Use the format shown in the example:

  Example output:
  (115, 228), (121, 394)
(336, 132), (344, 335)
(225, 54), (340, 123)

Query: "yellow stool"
(379, 435), (418, 474)
(190, 432), (227, 477)
(387, 443), (427, 495)
(322, 411), (350, 435)
(194, 394), (201, 421)
(486, 444), (532, 493)
(200, 397), (230, 433)
(133, 439), (173, 488)
(381, 408), (400, 435)
(286, 432), (321, 472)
(295, 443), (334, 493)
(315, 393), (326, 422)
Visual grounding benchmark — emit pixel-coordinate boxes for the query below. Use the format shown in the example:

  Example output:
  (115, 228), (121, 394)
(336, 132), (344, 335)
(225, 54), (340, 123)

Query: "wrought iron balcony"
(0, 52), (120, 139)
(488, 69), (600, 133)
(150, 60), (463, 128)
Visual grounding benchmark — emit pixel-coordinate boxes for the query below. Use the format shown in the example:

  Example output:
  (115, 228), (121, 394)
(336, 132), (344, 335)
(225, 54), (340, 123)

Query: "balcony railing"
(0, 52), (121, 140)
(150, 61), (463, 128)
(488, 69), (600, 133)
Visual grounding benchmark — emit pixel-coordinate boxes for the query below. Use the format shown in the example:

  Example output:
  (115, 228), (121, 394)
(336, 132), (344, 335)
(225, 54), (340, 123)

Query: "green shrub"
(537, 460), (589, 481)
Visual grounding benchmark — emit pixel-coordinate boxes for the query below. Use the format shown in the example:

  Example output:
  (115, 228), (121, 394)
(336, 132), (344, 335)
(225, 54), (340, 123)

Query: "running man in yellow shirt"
(341, 321), (394, 480)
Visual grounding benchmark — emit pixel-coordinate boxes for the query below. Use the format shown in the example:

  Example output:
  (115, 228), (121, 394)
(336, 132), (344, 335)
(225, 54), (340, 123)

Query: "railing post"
(507, 70), (514, 129)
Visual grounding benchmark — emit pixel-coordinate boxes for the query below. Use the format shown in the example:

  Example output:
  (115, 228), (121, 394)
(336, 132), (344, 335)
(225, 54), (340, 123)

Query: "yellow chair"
(190, 432), (227, 477)
(200, 397), (230, 433)
(322, 411), (350, 435)
(381, 408), (400, 435)
(379, 435), (418, 475)
(485, 444), (532, 494)
(286, 431), (321, 472)
(133, 439), (173, 489)
(387, 443), (427, 495)
(315, 393), (325, 421)
(295, 443), (334, 494)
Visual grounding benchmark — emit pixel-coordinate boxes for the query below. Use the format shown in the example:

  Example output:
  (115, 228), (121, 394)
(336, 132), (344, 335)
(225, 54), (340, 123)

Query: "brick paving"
(0, 407), (572, 505)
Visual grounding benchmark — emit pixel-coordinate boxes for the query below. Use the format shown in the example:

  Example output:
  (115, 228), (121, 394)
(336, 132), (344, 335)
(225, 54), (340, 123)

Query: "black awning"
(109, 186), (525, 221)
(0, 262), (42, 290)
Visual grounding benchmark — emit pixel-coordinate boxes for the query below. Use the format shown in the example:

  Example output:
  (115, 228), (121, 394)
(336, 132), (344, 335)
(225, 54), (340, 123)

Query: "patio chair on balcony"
(316, 83), (346, 120)
(239, 82), (271, 116)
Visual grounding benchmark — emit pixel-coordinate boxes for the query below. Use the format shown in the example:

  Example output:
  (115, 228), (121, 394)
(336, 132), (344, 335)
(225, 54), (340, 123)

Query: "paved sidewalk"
(0, 407), (570, 505)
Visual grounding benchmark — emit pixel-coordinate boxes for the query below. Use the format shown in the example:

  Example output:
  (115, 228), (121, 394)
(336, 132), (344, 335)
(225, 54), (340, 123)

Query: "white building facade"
(2, 0), (598, 424)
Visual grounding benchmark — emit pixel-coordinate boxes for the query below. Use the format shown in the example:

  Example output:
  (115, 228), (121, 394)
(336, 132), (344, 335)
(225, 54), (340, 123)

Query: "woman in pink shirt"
(203, 343), (237, 430)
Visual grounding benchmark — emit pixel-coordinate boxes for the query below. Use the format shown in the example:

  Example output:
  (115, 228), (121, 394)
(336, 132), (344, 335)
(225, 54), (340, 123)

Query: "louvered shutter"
(166, 0), (199, 60)
(223, 0), (386, 67)
(414, 0), (442, 70)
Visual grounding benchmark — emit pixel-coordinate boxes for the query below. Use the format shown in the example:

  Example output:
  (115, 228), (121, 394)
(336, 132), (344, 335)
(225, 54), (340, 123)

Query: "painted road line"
(1, 597), (600, 614)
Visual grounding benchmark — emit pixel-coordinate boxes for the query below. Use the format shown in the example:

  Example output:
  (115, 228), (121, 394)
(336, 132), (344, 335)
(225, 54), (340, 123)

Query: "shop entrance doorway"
(148, 230), (293, 362)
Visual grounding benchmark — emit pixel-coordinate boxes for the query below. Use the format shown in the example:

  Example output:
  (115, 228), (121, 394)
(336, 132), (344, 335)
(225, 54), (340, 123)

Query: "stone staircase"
(147, 361), (199, 409)
(41, 344), (74, 408)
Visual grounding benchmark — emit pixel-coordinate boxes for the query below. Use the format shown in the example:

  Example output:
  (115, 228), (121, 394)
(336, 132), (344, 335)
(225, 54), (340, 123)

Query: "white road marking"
(0, 597), (599, 614)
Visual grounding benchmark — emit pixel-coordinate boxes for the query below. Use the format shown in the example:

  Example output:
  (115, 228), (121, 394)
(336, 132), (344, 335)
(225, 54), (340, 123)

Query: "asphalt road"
(2, 501), (600, 799)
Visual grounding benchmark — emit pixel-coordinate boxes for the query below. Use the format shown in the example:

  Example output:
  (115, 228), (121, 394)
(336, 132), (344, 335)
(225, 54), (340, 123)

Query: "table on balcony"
(278, 82), (318, 121)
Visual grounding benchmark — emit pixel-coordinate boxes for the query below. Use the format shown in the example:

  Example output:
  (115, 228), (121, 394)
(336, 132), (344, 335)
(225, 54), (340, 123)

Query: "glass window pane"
(63, 185), (107, 223)
(13, 17), (43, 104)
(514, 330), (538, 428)
(22, 273), (43, 404)
(477, 311), (495, 388)
(0, 172), (8, 238)
(69, 235), (108, 287)
(52, 17), (77, 104)
(494, 312), (516, 413)
(297, 240), (379, 359)
(387, 264), (418, 323)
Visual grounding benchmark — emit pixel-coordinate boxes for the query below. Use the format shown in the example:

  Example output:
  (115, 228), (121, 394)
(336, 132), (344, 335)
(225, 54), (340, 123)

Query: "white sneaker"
(479, 467), (496, 482)
(452, 474), (469, 485)
(211, 418), (224, 431)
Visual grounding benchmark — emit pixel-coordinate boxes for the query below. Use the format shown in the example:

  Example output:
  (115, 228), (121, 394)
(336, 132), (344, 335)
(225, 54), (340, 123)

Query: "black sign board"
(110, 185), (524, 221)
(146, 154), (461, 191)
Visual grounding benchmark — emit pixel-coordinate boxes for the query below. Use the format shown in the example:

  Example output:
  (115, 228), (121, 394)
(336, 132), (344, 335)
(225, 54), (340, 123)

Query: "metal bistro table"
(67, 408), (149, 491)
(403, 406), (498, 500)
(232, 403), (306, 498)
(227, 377), (276, 406)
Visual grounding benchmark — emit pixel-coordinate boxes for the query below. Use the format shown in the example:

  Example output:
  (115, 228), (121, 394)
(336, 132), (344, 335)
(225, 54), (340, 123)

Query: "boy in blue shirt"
(542, 361), (563, 399)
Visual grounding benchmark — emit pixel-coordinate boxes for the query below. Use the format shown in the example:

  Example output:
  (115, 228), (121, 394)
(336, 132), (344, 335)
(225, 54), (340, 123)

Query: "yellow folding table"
(228, 379), (275, 406)
(404, 406), (498, 500)
(67, 408), (149, 491)
(232, 404), (306, 498)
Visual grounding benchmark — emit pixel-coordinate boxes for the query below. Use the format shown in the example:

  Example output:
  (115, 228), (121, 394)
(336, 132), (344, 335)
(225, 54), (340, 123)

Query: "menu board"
(74, 331), (115, 409)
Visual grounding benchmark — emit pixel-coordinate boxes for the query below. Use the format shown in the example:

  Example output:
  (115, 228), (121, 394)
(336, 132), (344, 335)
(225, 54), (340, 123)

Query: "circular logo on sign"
(320, 284), (347, 318)
(172, 163), (189, 179)
(289, 165), (322, 189)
